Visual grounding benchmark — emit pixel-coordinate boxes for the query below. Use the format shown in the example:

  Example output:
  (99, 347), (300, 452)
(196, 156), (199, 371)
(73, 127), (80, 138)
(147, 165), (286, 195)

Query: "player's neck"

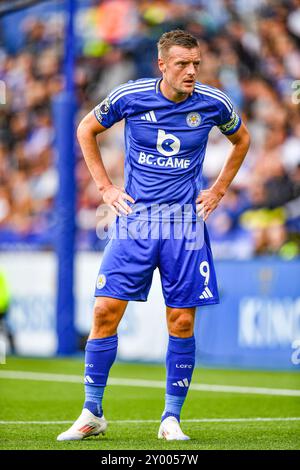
(160, 79), (190, 103)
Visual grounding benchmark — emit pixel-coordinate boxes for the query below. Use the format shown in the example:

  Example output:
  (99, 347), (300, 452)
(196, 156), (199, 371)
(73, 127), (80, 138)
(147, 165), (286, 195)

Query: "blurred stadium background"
(0, 0), (299, 370)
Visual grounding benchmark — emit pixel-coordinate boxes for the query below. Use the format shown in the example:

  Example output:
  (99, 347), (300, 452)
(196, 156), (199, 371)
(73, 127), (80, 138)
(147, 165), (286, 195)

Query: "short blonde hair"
(157, 30), (199, 58)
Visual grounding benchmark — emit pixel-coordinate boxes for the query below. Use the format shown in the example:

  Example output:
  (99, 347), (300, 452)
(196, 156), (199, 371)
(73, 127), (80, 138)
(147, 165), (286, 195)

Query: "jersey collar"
(155, 78), (162, 94)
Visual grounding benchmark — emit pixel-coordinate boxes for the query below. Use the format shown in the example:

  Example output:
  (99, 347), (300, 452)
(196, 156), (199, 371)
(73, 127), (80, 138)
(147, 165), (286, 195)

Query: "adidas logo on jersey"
(141, 110), (157, 122)
(199, 286), (213, 300)
(172, 378), (189, 388)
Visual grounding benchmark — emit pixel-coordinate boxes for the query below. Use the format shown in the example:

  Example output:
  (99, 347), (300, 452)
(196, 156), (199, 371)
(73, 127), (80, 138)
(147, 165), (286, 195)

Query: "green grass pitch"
(0, 357), (299, 450)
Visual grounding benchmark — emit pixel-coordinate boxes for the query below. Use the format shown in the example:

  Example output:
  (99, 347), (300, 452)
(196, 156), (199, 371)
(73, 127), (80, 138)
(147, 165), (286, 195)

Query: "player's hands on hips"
(196, 188), (224, 221)
(102, 184), (135, 216)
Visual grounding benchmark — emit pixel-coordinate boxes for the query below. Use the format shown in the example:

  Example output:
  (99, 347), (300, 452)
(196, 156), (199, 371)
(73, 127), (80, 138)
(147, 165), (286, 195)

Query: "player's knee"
(170, 312), (194, 336)
(92, 303), (118, 336)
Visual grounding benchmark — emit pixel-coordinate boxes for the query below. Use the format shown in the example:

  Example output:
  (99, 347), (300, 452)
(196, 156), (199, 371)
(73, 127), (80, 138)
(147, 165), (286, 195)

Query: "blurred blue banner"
(196, 260), (300, 370)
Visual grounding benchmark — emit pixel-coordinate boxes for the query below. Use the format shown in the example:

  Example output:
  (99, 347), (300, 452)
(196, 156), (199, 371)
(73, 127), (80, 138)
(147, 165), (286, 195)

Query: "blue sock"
(84, 384), (104, 417)
(162, 335), (195, 423)
(83, 335), (118, 417)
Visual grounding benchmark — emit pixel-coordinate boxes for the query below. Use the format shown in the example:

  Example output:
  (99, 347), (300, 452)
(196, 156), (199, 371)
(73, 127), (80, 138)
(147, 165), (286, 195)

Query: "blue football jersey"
(94, 78), (241, 220)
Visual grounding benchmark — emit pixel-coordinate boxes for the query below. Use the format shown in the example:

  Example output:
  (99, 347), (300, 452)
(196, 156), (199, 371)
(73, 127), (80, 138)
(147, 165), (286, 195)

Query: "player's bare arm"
(77, 111), (135, 216)
(196, 122), (250, 221)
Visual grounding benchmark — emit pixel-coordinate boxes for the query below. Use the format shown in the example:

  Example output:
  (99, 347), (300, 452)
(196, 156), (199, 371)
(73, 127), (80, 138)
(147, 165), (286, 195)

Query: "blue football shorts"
(94, 217), (219, 308)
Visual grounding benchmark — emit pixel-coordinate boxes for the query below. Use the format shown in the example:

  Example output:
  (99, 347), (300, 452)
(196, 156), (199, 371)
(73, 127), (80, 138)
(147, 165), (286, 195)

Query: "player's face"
(159, 46), (201, 96)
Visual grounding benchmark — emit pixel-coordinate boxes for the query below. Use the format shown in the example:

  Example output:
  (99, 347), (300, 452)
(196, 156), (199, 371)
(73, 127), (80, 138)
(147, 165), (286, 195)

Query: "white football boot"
(57, 409), (107, 441)
(158, 416), (190, 441)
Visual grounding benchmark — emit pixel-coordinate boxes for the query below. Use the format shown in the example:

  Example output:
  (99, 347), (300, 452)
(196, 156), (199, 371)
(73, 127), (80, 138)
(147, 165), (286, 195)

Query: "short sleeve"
(93, 81), (135, 128)
(216, 93), (242, 135)
(93, 95), (123, 129)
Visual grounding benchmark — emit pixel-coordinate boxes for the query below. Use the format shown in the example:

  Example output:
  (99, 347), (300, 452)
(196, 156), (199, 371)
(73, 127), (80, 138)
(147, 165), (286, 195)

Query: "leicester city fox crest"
(96, 274), (106, 289)
(186, 112), (201, 128)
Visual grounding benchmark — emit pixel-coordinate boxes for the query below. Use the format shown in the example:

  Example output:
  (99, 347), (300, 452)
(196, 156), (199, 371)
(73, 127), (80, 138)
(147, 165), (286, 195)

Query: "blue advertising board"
(195, 259), (300, 370)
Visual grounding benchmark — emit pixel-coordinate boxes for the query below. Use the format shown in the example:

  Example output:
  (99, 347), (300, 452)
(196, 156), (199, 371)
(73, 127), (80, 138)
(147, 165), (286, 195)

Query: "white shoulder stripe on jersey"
(194, 89), (232, 113)
(110, 80), (156, 101)
(109, 80), (156, 100)
(111, 86), (156, 104)
(195, 84), (233, 106)
(110, 78), (156, 91)
(195, 84), (233, 109)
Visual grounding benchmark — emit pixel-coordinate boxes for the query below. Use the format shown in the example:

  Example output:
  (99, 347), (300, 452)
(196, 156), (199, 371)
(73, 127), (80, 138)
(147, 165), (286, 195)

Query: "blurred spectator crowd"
(0, 0), (300, 258)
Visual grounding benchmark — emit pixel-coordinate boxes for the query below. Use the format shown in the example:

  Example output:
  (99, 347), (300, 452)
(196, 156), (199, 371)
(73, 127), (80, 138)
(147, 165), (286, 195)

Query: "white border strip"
(0, 370), (300, 397)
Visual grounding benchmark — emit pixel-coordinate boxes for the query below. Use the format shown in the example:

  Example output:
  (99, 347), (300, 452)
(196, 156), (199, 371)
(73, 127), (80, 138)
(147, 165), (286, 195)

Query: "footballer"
(57, 30), (250, 442)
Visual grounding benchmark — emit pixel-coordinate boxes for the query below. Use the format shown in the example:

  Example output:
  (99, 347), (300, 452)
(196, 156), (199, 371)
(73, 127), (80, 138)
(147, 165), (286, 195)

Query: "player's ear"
(158, 57), (165, 73)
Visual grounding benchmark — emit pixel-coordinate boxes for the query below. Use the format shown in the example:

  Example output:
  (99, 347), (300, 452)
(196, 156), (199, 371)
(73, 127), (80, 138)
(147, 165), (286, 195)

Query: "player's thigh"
(90, 296), (128, 339)
(166, 306), (196, 337)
